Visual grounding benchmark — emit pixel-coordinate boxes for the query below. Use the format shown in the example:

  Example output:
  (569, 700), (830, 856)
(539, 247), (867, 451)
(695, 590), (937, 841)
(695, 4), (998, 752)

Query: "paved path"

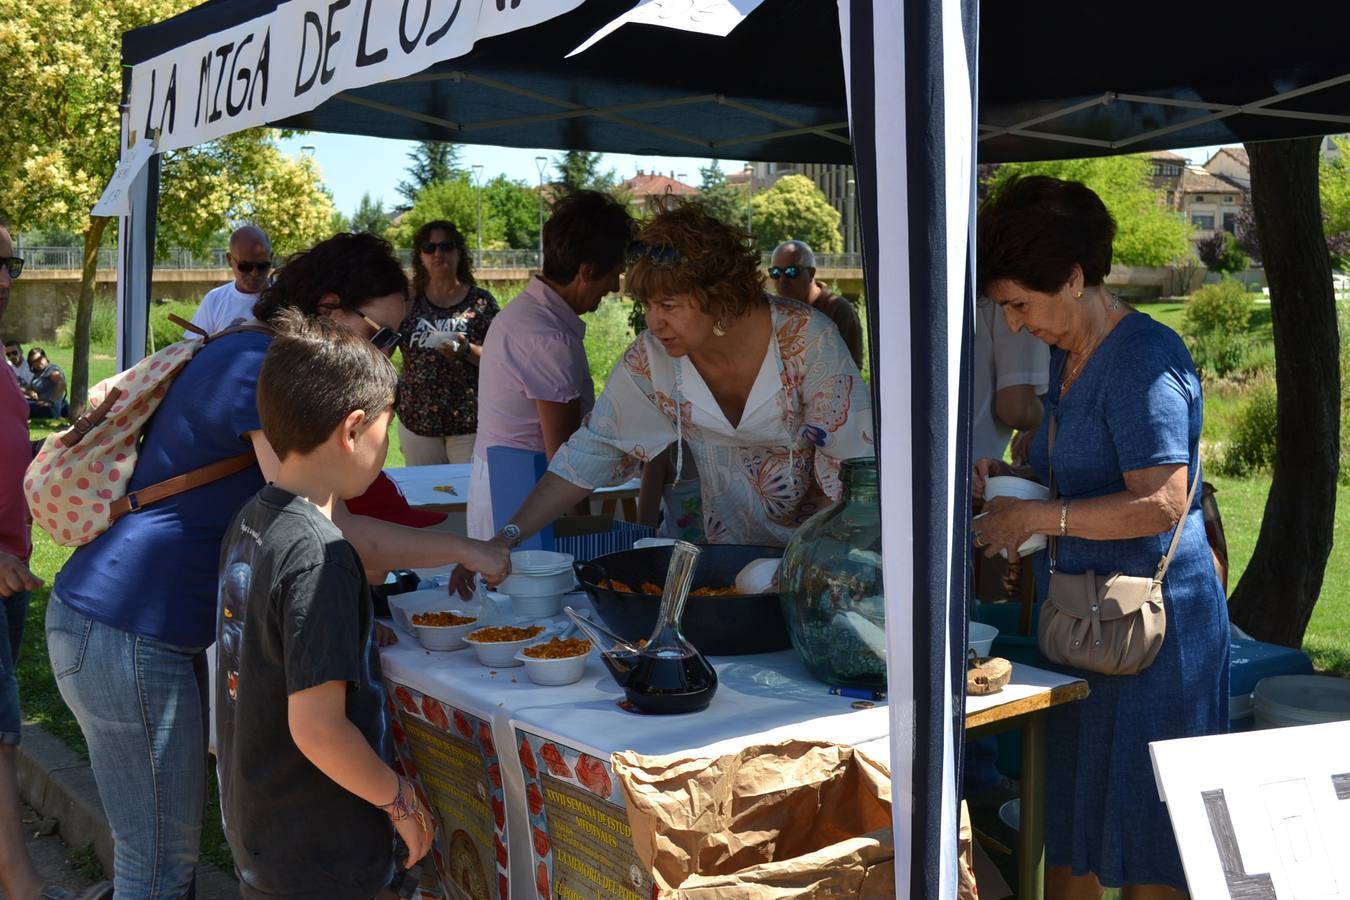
(0, 803), (99, 898)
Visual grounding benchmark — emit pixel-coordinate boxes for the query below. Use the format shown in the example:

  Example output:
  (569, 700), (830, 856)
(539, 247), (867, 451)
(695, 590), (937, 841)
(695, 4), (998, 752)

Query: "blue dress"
(1029, 313), (1229, 890)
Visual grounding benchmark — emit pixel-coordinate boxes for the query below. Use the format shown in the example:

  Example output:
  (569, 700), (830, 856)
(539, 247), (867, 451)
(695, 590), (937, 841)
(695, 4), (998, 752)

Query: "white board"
(1150, 721), (1350, 899)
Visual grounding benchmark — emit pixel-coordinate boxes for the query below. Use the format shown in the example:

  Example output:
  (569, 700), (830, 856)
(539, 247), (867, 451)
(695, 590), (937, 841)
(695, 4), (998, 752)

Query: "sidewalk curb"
(16, 721), (240, 898)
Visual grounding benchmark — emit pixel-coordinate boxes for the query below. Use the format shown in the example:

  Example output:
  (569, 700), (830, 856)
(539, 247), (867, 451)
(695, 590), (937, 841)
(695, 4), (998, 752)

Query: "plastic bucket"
(1252, 675), (1350, 729)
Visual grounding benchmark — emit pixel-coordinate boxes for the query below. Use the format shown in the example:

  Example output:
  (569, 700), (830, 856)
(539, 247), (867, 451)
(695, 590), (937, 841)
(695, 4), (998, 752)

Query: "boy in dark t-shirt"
(215, 310), (435, 899)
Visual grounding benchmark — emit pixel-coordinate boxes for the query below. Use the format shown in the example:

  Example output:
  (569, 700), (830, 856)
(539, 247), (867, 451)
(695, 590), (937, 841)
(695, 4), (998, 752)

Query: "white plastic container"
(410, 615), (480, 652)
(980, 476), (1052, 559)
(499, 550), (576, 598)
(968, 622), (999, 658)
(1253, 674), (1350, 729)
(516, 644), (592, 685)
(463, 624), (550, 667)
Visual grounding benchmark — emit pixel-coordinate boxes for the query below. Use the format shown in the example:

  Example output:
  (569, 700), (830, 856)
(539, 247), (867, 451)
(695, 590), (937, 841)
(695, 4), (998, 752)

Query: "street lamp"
(743, 164), (754, 241)
(535, 156), (549, 265)
(471, 164), (484, 257)
(299, 144), (315, 156)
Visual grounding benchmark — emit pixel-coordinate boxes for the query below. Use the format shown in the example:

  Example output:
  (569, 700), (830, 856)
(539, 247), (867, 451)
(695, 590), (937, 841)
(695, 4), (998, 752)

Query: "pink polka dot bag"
(24, 319), (264, 547)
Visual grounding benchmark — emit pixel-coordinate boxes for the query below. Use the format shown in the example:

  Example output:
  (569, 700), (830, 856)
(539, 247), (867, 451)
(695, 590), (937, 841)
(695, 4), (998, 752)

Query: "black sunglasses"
(235, 260), (272, 275)
(0, 256), (24, 278)
(362, 315), (402, 353)
(421, 240), (458, 255)
(768, 265), (805, 280)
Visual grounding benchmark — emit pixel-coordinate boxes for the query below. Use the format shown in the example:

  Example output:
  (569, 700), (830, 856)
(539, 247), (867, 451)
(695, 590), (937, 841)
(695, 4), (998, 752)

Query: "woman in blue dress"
(971, 175), (1229, 898)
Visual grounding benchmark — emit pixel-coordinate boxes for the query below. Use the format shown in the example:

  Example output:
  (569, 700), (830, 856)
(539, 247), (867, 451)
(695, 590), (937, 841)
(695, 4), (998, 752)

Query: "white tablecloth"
(386, 464), (642, 511)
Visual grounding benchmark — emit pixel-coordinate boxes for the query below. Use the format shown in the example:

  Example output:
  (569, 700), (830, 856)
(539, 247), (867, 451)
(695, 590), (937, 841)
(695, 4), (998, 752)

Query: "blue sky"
(277, 132), (1228, 217)
(277, 133), (744, 216)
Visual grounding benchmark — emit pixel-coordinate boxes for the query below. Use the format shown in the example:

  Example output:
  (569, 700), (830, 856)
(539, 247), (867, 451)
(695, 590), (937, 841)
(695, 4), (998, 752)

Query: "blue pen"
(829, 687), (886, 701)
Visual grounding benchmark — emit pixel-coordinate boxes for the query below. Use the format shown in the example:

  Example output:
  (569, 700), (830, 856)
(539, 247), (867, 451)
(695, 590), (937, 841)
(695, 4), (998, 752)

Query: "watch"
(498, 523), (523, 548)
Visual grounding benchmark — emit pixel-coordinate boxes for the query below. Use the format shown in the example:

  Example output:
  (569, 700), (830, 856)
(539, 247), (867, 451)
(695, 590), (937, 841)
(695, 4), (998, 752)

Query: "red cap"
(347, 471), (448, 528)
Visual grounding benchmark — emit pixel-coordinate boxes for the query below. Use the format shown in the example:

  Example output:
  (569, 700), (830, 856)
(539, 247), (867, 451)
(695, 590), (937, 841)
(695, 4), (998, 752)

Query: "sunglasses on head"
(235, 260), (272, 275)
(768, 265), (805, 280)
(627, 241), (681, 266)
(0, 256), (25, 278)
(421, 240), (457, 255)
(362, 315), (402, 353)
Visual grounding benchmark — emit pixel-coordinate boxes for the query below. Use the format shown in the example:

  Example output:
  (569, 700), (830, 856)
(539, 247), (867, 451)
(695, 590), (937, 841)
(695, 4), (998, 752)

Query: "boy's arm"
(246, 429), (510, 583)
(289, 681), (433, 864)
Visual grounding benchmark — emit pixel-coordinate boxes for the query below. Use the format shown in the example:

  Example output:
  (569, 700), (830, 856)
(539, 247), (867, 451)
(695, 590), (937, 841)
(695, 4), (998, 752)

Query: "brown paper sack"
(611, 740), (896, 898)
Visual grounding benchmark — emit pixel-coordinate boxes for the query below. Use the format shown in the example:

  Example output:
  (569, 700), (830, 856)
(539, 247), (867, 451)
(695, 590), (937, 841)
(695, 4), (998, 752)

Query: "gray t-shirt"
(215, 485), (394, 899)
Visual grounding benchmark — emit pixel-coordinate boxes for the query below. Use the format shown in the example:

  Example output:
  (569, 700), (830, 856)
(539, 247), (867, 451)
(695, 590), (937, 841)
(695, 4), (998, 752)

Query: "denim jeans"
(47, 593), (208, 899)
(0, 590), (30, 745)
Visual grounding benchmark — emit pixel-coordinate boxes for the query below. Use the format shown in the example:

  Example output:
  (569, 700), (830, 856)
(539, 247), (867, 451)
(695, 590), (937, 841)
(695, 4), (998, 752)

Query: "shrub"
(54, 299), (118, 348)
(1182, 280), (1251, 378)
(1197, 232), (1249, 275)
(1218, 376), (1278, 477)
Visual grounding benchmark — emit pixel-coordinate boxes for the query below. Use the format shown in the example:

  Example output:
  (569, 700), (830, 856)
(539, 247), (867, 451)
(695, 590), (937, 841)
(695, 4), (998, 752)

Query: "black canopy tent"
(113, 2), (1349, 896)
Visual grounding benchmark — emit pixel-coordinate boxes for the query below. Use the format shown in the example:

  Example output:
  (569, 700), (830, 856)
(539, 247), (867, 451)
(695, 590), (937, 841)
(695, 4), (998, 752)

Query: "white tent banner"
(127, 0), (583, 155)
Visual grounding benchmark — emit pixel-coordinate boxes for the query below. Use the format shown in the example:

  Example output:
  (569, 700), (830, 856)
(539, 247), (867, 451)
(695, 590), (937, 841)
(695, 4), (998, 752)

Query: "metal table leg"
(1019, 711), (1046, 900)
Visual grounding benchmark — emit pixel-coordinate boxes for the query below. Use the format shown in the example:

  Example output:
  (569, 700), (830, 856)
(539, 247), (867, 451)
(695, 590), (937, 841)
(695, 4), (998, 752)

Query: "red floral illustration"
(536, 861), (550, 899)
(394, 686), (418, 714)
(487, 762), (502, 789)
(532, 826), (551, 858)
(526, 782), (544, 816)
(519, 738), (538, 778)
(538, 742), (572, 778)
(495, 834), (508, 867)
(492, 795), (505, 831)
(574, 754), (612, 799)
(453, 710), (473, 739)
(421, 695), (449, 731)
(478, 722), (495, 756)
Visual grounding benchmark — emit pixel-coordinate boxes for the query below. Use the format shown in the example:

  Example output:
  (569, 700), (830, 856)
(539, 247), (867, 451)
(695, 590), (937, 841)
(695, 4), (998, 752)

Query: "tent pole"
(113, 111), (157, 373)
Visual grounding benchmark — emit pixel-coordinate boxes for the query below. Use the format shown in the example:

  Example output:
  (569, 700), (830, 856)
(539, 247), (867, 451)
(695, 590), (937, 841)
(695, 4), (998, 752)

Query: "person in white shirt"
(3, 340), (31, 387)
(973, 296), (1049, 462)
(184, 226), (272, 339)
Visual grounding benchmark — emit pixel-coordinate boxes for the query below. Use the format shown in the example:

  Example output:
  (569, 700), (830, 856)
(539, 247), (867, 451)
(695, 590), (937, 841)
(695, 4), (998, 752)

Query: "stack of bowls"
(499, 550), (576, 617)
(979, 476), (1052, 558)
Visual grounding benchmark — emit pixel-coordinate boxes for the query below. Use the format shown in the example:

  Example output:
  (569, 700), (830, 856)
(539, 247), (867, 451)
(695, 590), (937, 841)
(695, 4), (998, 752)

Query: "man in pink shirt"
(468, 191), (634, 538)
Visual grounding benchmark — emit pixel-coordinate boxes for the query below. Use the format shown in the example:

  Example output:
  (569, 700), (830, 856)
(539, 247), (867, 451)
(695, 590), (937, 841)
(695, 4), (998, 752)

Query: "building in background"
(621, 170), (699, 214)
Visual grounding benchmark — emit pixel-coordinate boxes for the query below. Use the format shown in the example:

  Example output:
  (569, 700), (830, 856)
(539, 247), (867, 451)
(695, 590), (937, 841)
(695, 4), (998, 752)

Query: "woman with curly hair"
(485, 201), (874, 549)
(46, 232), (508, 899)
(396, 220), (500, 465)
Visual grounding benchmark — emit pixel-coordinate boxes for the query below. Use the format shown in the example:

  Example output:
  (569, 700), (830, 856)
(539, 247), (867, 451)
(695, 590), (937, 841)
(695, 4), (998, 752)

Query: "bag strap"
(1047, 413), (1201, 581)
(167, 313), (274, 343)
(108, 452), (257, 522)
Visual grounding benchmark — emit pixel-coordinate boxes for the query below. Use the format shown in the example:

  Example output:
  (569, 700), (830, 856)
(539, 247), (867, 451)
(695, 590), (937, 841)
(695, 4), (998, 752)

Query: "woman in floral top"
(484, 202), (873, 548)
(396, 220), (500, 464)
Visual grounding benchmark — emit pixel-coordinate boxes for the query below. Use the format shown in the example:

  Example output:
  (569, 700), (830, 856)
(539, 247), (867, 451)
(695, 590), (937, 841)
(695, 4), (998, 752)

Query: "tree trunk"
(1228, 138), (1341, 646)
(72, 216), (111, 415)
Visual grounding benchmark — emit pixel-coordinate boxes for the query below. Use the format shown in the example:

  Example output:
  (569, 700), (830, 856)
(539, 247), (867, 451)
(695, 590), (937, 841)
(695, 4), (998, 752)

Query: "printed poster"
(515, 728), (651, 900)
(389, 681), (509, 900)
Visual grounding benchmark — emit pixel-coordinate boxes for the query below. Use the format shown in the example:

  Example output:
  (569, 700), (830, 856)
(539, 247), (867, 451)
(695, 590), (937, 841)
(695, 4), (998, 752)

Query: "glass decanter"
(778, 457), (886, 688)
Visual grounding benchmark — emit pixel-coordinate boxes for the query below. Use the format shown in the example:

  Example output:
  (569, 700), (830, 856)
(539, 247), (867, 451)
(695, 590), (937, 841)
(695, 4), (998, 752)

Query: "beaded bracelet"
(1059, 500), (1069, 537)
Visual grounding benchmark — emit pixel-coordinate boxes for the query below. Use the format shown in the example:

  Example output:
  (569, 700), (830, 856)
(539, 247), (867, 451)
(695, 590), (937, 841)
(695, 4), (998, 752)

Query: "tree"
(1227, 138), (1341, 647)
(386, 176), (505, 252)
(483, 176), (540, 249)
(1196, 231), (1249, 274)
(553, 150), (619, 194)
(984, 155), (1194, 267)
(699, 162), (751, 231)
(350, 194), (392, 235)
(750, 174), (843, 253)
(157, 130), (336, 258)
(397, 141), (462, 208)
(0, 0), (195, 411)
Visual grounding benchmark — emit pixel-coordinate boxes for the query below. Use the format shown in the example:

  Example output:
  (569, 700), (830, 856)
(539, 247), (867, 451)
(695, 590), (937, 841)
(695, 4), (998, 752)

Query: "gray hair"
(772, 240), (816, 268)
(230, 225), (271, 253)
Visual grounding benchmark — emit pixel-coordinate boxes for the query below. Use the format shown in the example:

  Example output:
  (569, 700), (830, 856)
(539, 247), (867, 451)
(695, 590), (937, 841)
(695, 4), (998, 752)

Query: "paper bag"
(611, 740), (895, 898)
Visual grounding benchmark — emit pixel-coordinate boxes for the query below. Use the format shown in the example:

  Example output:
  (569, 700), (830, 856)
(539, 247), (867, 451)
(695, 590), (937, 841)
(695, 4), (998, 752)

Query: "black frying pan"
(574, 544), (788, 656)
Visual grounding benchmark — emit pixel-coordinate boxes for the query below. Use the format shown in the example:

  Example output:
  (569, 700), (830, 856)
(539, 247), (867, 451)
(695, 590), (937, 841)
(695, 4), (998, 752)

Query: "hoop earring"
(713, 320), (727, 337)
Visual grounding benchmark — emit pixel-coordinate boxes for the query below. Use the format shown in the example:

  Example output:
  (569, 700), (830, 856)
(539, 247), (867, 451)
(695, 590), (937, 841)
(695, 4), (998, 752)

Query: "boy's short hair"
(257, 309), (398, 459)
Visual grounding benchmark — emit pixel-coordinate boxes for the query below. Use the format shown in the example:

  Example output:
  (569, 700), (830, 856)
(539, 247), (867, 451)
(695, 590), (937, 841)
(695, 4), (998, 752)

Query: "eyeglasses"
(768, 265), (805, 280)
(627, 241), (681, 266)
(0, 256), (24, 278)
(362, 315), (402, 354)
(234, 260), (272, 275)
(421, 241), (457, 255)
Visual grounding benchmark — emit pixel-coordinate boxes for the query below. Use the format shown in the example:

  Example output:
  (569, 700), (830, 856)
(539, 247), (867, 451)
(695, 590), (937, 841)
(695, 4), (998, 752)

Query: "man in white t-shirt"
(184, 226), (272, 339)
(972, 298), (1049, 462)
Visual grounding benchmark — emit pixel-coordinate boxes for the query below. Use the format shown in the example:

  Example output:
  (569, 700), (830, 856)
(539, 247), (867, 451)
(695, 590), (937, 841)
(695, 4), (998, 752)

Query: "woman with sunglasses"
(46, 232), (509, 900)
(473, 202), (873, 557)
(396, 220), (500, 465)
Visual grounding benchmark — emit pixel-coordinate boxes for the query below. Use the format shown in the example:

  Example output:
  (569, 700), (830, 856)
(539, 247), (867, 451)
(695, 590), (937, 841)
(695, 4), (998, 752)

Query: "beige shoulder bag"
(1039, 416), (1199, 676)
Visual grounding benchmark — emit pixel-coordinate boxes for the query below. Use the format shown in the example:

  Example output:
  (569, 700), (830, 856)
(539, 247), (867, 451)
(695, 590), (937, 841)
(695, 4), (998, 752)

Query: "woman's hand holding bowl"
(972, 496), (1044, 559)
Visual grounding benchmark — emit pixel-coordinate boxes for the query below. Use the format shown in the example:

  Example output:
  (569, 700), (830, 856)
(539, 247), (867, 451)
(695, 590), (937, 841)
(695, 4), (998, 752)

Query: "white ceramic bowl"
(387, 589), (468, 634)
(972, 512), (1048, 559)
(515, 642), (592, 686)
(410, 614), (481, 652)
(463, 624), (550, 667)
(969, 621), (999, 658)
(510, 550), (574, 573)
(507, 591), (564, 618)
(984, 475), (1051, 502)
